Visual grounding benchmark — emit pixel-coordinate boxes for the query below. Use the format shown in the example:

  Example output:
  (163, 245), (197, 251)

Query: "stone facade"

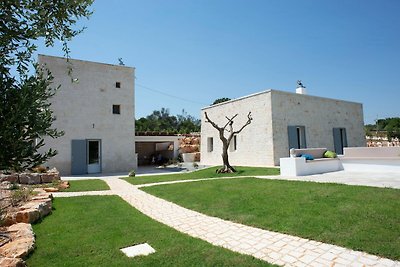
(38, 55), (136, 175)
(201, 90), (365, 166)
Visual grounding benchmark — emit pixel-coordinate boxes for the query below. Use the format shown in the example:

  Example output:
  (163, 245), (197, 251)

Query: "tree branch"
(233, 112), (253, 135)
(204, 112), (222, 131)
(223, 114), (238, 130)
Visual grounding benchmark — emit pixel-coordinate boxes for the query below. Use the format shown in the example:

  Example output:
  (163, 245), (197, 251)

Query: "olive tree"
(0, 0), (93, 171)
(204, 112), (252, 173)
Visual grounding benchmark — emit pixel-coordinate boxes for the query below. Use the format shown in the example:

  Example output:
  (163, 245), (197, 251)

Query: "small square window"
(116, 82), (121, 88)
(113, 105), (120, 114)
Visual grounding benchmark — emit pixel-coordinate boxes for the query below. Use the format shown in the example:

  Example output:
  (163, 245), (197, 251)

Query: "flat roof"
(201, 89), (362, 110)
(38, 54), (135, 70)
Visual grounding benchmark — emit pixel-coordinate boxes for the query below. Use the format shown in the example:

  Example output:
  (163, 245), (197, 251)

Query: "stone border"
(0, 172), (60, 185)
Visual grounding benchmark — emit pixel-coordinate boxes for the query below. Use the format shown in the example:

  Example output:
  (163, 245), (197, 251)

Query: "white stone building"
(201, 89), (365, 167)
(38, 55), (136, 175)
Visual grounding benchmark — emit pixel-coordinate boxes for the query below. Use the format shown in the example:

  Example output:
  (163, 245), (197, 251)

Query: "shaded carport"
(135, 135), (181, 166)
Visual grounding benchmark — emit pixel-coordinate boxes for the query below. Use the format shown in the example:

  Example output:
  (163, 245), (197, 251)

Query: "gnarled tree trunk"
(204, 112), (252, 173)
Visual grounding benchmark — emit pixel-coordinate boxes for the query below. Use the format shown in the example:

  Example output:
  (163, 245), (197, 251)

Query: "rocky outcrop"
(179, 136), (200, 153)
(0, 223), (34, 260)
(3, 189), (52, 226)
(0, 256), (26, 267)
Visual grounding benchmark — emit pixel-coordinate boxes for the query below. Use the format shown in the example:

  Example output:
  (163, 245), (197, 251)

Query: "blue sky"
(36, 0), (400, 124)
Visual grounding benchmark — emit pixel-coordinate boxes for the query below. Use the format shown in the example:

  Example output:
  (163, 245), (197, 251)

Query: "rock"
(58, 181), (69, 190)
(40, 173), (57, 183)
(18, 173), (41, 185)
(0, 223), (35, 260)
(0, 174), (19, 183)
(4, 198), (52, 225)
(1, 181), (12, 190)
(15, 209), (40, 224)
(0, 257), (26, 267)
(19, 198), (52, 220)
(43, 187), (59, 192)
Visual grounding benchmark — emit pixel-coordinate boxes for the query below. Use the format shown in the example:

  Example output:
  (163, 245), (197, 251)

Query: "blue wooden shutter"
(71, 140), (87, 175)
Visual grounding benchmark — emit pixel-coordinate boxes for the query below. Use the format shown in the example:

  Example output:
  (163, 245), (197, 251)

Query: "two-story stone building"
(38, 55), (136, 175)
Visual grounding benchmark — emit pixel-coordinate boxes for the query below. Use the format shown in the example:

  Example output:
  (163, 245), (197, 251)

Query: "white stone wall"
(201, 90), (365, 167)
(38, 55), (136, 175)
(201, 91), (275, 167)
(271, 90), (365, 165)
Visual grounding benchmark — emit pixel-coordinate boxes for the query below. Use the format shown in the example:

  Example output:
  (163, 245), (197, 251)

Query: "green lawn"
(123, 166), (280, 185)
(27, 196), (272, 266)
(61, 179), (110, 192)
(143, 178), (400, 260)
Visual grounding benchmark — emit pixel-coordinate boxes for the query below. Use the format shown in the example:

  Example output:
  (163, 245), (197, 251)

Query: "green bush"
(128, 170), (136, 177)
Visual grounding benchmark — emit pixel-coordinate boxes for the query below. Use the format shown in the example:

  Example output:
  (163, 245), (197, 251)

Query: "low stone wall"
(0, 170), (60, 185)
(1, 188), (54, 266)
(0, 223), (35, 262)
(3, 189), (53, 227)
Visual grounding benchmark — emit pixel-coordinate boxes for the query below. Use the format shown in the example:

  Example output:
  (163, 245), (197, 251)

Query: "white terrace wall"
(271, 90), (365, 165)
(201, 91), (275, 167)
(38, 55), (136, 175)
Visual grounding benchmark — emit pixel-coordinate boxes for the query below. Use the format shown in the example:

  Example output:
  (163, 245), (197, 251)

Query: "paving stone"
(299, 254), (318, 264)
(120, 243), (155, 258)
(320, 251), (337, 261)
(281, 254), (297, 264)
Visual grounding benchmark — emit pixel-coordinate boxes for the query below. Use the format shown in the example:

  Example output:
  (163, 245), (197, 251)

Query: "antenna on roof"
(296, 80), (307, 94)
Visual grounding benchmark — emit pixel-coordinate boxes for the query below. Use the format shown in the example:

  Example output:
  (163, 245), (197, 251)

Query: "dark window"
(207, 137), (213, 152)
(116, 82), (121, 88)
(230, 135), (237, 151)
(113, 105), (120, 114)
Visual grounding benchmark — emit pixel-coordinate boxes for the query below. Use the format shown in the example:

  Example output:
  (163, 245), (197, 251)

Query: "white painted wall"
(201, 91), (274, 167)
(201, 89), (365, 167)
(38, 55), (136, 175)
(271, 90), (365, 165)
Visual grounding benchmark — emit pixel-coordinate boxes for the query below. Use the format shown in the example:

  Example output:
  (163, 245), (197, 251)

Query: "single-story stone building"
(201, 88), (365, 167)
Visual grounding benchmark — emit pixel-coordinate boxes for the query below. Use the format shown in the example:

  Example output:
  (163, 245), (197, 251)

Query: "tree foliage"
(365, 117), (400, 140)
(0, 0), (93, 171)
(212, 97), (231, 105)
(136, 108), (200, 134)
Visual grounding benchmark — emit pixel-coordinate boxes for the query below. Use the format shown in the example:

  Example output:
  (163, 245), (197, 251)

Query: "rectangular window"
(207, 137), (213, 152)
(112, 105), (120, 114)
(116, 82), (121, 88)
(229, 135), (237, 152)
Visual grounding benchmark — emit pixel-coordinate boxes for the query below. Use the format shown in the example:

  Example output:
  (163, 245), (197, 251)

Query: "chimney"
(296, 80), (307, 94)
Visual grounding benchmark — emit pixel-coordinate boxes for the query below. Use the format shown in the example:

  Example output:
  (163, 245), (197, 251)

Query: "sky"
(36, 0), (400, 124)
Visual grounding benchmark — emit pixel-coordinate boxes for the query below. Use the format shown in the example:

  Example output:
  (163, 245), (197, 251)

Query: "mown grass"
(61, 179), (109, 192)
(123, 166), (279, 185)
(143, 178), (400, 260)
(27, 196), (272, 266)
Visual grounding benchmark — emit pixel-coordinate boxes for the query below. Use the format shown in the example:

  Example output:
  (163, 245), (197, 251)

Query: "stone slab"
(120, 243), (155, 258)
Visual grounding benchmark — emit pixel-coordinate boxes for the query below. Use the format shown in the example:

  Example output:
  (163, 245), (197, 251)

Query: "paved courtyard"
(259, 171), (400, 189)
(55, 172), (400, 267)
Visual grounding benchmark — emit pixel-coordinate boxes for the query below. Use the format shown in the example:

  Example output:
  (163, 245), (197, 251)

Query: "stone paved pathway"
(54, 178), (400, 267)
